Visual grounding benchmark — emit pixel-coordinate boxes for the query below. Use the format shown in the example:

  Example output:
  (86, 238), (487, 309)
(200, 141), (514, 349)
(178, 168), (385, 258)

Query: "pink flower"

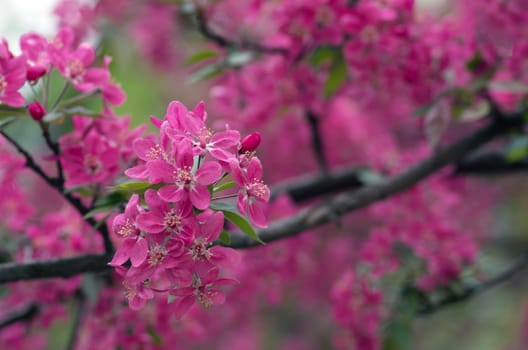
(0, 44), (26, 107)
(230, 157), (270, 228)
(170, 267), (237, 319)
(136, 189), (193, 236)
(109, 195), (149, 268)
(188, 211), (240, 273)
(163, 101), (240, 161)
(148, 143), (222, 210)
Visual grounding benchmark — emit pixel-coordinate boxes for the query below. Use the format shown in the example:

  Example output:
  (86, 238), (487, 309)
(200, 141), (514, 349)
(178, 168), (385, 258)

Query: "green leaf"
(210, 202), (264, 244)
(0, 107), (26, 119)
(222, 210), (264, 244)
(188, 64), (225, 83)
(83, 205), (117, 219)
(213, 181), (237, 193)
(184, 50), (219, 65)
(209, 201), (237, 212)
(309, 46), (338, 67)
(112, 182), (154, 193)
(506, 136), (528, 162)
(219, 229), (231, 245)
(84, 192), (126, 219)
(324, 49), (348, 98)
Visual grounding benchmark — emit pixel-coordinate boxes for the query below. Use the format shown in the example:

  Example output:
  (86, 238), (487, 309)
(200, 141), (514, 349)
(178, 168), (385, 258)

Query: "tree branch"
(195, 9), (289, 55)
(0, 304), (39, 329)
(456, 152), (528, 174)
(0, 254), (112, 284)
(229, 114), (523, 248)
(0, 130), (114, 254)
(417, 251), (528, 315)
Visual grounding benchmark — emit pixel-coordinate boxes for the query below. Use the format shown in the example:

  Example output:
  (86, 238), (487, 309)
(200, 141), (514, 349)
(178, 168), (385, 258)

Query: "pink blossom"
(0, 46), (26, 107)
(230, 157), (270, 228)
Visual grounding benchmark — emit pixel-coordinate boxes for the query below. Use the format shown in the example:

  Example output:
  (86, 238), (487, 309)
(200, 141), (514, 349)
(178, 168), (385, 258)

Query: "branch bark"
(229, 114), (523, 248)
(0, 254), (112, 284)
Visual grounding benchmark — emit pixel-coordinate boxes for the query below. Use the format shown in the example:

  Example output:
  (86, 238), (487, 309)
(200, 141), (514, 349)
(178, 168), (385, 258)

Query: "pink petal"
(130, 237), (149, 267)
(196, 161), (222, 185)
(159, 185), (185, 203)
(249, 201), (267, 228)
(189, 185), (211, 210)
(172, 295), (195, 319)
(246, 157), (263, 181)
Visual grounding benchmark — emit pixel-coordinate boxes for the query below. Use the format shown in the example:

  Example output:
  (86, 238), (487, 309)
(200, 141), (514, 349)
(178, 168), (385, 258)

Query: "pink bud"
(26, 65), (47, 82)
(240, 132), (261, 153)
(28, 101), (46, 121)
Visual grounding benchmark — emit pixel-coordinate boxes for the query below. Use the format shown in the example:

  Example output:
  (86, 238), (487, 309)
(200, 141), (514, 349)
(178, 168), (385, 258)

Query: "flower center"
(117, 218), (136, 237)
(68, 59), (85, 78)
(247, 180), (267, 200)
(175, 166), (193, 185)
(148, 246), (166, 266)
(84, 154), (102, 174)
(146, 145), (163, 160)
(191, 241), (211, 261)
(163, 210), (182, 231)
(196, 289), (217, 308)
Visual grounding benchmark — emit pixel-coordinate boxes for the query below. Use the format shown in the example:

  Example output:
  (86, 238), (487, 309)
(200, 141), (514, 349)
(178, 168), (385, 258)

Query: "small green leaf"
(506, 136), (528, 162)
(324, 49), (348, 98)
(222, 210), (264, 244)
(184, 50), (219, 65)
(309, 46), (338, 67)
(188, 64), (225, 83)
(94, 192), (126, 207)
(112, 182), (160, 194)
(209, 201), (237, 212)
(219, 229), (231, 245)
(83, 205), (116, 219)
(211, 202), (263, 244)
(213, 181), (237, 193)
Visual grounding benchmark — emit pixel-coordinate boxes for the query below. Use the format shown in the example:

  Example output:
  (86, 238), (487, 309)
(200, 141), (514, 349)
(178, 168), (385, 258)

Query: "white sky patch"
(0, 0), (57, 52)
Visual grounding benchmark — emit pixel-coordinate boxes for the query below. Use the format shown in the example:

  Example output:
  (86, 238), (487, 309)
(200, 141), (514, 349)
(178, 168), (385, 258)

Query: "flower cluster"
(1, 27), (124, 111)
(110, 101), (269, 315)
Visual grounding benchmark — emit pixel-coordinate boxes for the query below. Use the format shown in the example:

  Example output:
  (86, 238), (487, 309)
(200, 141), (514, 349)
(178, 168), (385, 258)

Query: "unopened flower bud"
(26, 65), (47, 82)
(28, 101), (46, 121)
(240, 132), (261, 153)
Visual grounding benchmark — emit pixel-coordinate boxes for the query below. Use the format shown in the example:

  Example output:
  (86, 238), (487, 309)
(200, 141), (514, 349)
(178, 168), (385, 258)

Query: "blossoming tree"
(0, 0), (528, 349)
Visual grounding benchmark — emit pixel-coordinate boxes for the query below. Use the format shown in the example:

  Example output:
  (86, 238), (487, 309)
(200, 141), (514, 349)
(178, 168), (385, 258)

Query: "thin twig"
(0, 130), (113, 253)
(0, 304), (39, 329)
(417, 251), (528, 315)
(195, 9), (289, 55)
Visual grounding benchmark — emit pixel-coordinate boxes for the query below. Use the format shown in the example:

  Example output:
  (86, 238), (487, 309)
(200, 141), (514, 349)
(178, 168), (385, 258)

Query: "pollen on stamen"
(148, 246), (167, 266)
(118, 219), (136, 237)
(146, 145), (163, 160)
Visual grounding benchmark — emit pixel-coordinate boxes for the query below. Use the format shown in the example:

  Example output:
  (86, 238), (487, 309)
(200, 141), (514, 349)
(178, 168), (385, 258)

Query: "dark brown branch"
(0, 254), (112, 284)
(417, 251), (528, 315)
(0, 304), (39, 329)
(305, 110), (328, 174)
(229, 114), (523, 248)
(0, 130), (114, 254)
(195, 9), (289, 55)
(271, 166), (370, 202)
(456, 152), (528, 174)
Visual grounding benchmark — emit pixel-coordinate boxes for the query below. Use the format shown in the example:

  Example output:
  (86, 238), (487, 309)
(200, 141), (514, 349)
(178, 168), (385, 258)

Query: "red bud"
(240, 132), (261, 153)
(26, 65), (47, 82)
(28, 101), (46, 121)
